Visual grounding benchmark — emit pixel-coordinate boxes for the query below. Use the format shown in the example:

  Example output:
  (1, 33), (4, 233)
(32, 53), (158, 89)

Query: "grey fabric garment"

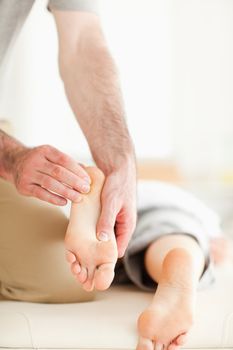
(0, 0), (98, 67)
(48, 0), (98, 12)
(114, 203), (217, 293)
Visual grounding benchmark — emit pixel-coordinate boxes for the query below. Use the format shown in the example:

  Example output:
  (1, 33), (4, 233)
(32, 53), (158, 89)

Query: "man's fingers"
(115, 226), (133, 258)
(36, 173), (83, 202)
(96, 199), (117, 242)
(97, 196), (136, 257)
(41, 161), (90, 194)
(29, 184), (67, 206)
(11, 144), (92, 205)
(115, 212), (137, 258)
(43, 145), (91, 183)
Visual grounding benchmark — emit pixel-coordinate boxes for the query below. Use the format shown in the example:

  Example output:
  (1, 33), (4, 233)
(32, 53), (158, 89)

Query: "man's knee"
(0, 178), (95, 303)
(0, 278), (96, 303)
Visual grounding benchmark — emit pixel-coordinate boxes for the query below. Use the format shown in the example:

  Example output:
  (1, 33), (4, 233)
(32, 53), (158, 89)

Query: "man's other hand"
(11, 144), (91, 205)
(96, 164), (137, 258)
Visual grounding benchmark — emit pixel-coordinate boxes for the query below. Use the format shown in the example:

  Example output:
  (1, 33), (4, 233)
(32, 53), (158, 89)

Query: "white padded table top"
(0, 262), (233, 350)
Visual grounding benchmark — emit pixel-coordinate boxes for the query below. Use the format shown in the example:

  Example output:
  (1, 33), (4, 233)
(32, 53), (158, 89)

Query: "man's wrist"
(0, 130), (25, 182)
(94, 145), (136, 176)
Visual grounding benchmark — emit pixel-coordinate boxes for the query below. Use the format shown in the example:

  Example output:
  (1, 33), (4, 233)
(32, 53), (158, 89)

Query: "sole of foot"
(65, 166), (118, 292)
(137, 248), (196, 350)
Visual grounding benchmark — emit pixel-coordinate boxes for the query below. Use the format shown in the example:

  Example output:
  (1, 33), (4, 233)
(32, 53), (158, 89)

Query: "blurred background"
(0, 0), (233, 230)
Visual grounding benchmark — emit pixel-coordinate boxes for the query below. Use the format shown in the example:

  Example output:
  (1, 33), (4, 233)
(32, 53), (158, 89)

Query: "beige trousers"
(0, 178), (95, 303)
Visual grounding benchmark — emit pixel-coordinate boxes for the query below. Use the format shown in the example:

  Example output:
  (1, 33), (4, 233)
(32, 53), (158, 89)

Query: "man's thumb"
(96, 203), (116, 242)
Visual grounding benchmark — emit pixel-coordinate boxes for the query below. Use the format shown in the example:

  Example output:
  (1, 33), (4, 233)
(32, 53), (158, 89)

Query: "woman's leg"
(0, 178), (95, 303)
(137, 234), (205, 350)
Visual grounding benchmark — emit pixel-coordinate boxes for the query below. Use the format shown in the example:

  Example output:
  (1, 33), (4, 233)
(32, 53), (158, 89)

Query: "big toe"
(94, 263), (115, 291)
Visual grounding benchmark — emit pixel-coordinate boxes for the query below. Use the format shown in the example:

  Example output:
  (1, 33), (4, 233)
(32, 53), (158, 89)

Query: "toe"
(71, 262), (81, 275)
(174, 333), (187, 346)
(136, 336), (154, 350)
(65, 250), (76, 264)
(83, 266), (95, 291)
(83, 279), (94, 292)
(94, 263), (115, 291)
(76, 266), (88, 284)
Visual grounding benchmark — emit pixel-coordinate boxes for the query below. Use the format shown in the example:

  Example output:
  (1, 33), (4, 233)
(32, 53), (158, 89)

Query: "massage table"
(0, 257), (232, 350)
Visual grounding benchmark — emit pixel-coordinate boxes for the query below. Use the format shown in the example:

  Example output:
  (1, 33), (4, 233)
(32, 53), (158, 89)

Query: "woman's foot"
(65, 167), (118, 292)
(137, 249), (196, 350)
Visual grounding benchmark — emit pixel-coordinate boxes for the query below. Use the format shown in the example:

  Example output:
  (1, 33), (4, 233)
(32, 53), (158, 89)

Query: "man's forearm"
(0, 129), (24, 181)
(60, 26), (135, 175)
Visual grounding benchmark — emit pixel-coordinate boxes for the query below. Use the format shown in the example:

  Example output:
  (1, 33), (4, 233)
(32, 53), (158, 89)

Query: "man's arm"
(0, 129), (91, 205)
(0, 129), (23, 182)
(52, 10), (137, 256)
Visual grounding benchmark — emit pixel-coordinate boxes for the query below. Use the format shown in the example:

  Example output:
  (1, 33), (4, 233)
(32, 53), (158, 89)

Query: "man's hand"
(1, 138), (91, 205)
(96, 164), (137, 258)
(51, 10), (137, 255)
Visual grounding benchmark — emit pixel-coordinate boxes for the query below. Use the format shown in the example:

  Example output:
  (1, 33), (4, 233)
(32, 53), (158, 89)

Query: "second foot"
(137, 283), (194, 350)
(137, 249), (196, 350)
(65, 167), (118, 292)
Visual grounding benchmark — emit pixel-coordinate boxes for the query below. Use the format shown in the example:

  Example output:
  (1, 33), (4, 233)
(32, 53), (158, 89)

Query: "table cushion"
(0, 261), (232, 350)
